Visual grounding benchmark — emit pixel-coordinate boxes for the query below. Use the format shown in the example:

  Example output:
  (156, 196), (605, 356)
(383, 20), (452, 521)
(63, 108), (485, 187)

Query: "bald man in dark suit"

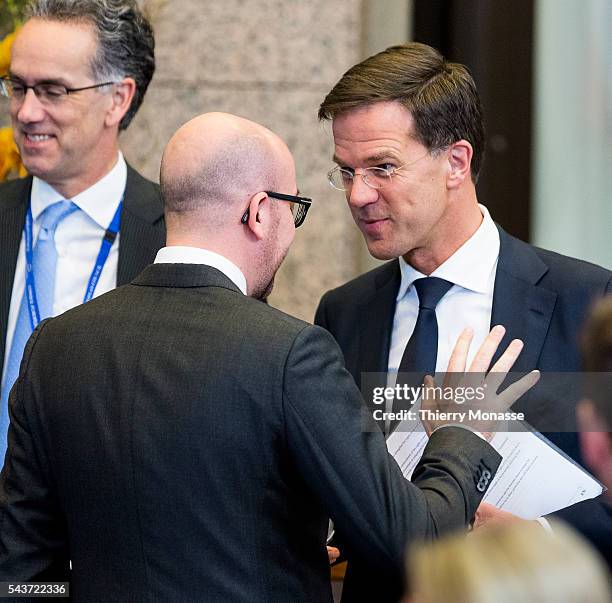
(0, 113), (538, 602)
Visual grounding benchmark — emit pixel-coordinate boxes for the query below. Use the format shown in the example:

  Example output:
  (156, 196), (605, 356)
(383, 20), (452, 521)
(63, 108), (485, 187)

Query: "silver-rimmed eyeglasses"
(327, 152), (431, 191)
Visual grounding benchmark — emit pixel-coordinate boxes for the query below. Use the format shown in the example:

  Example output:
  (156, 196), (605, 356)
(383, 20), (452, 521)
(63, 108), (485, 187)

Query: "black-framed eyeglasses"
(0, 76), (117, 105)
(241, 191), (312, 228)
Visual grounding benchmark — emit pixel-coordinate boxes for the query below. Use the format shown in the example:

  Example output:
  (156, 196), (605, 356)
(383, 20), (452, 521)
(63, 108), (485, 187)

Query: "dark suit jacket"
(0, 263), (500, 602)
(316, 227), (612, 453)
(0, 166), (166, 375)
(315, 226), (612, 599)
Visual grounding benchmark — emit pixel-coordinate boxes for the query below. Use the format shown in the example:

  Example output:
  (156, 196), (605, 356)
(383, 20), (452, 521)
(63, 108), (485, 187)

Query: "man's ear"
(446, 140), (473, 189)
(105, 77), (137, 128)
(243, 192), (270, 240)
(577, 399), (612, 471)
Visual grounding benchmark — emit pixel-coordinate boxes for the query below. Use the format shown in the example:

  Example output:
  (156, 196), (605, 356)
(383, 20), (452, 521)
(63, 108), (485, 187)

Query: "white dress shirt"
(1, 153), (126, 392)
(384, 205), (500, 439)
(388, 204), (500, 375)
(154, 246), (247, 295)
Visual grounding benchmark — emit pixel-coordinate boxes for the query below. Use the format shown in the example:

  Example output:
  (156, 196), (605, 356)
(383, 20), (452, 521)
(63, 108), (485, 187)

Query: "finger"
(497, 370), (540, 410)
(468, 325), (506, 373)
(473, 502), (494, 529)
(476, 502), (497, 518)
(445, 367), (464, 391)
(485, 339), (524, 392)
(420, 374), (437, 412)
(489, 339), (524, 374)
(420, 375), (438, 436)
(445, 328), (474, 375)
(422, 374), (436, 399)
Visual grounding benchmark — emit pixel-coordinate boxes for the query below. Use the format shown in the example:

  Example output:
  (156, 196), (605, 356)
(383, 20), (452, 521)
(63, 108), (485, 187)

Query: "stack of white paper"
(386, 419), (604, 519)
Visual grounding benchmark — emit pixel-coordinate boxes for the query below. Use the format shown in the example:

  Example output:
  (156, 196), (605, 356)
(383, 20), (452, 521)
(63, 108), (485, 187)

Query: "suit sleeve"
(0, 321), (70, 583)
(282, 324), (501, 572)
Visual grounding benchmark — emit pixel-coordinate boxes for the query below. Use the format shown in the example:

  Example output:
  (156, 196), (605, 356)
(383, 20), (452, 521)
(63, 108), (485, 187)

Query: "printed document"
(387, 419), (604, 518)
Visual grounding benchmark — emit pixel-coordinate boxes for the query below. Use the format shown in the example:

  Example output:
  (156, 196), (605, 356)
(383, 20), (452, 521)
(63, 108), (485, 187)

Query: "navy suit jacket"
(0, 166), (166, 375)
(315, 226), (612, 599)
(316, 227), (612, 453)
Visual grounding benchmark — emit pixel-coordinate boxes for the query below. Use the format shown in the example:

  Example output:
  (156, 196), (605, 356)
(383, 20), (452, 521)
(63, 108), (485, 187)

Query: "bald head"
(160, 113), (299, 298)
(160, 113), (293, 230)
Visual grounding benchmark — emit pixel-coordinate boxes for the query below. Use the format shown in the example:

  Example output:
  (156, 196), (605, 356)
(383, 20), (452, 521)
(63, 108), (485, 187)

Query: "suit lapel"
(117, 165), (165, 285)
(0, 177), (31, 373)
(490, 227), (557, 371)
(355, 261), (400, 387)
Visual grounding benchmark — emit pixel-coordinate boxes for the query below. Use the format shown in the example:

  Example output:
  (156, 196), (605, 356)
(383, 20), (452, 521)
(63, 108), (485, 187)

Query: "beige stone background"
(120, 0), (411, 322)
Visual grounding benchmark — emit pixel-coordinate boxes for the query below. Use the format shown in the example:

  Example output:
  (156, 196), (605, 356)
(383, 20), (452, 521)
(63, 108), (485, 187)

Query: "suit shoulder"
(126, 165), (160, 195)
(534, 246), (611, 286)
(500, 230), (611, 292)
(0, 176), (31, 201)
(240, 294), (314, 339)
(46, 283), (314, 347)
(320, 261), (397, 307)
(200, 292), (339, 364)
(125, 164), (162, 203)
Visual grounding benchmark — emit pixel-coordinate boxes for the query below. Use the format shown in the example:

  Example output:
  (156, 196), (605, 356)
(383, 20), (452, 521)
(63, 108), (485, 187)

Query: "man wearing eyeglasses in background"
(0, 0), (165, 458)
(314, 42), (612, 602)
(0, 111), (531, 601)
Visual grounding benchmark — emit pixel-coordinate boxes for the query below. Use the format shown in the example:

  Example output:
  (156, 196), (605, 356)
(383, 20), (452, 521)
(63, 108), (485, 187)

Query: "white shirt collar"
(30, 152), (127, 229)
(154, 246), (248, 295)
(397, 204), (500, 300)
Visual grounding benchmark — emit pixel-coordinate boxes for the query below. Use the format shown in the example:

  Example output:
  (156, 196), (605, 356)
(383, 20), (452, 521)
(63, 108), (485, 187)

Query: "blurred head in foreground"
(404, 521), (611, 603)
(578, 297), (612, 498)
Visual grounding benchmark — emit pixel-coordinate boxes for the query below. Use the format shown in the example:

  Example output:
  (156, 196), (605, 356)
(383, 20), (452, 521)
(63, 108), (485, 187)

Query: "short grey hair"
(27, 0), (155, 130)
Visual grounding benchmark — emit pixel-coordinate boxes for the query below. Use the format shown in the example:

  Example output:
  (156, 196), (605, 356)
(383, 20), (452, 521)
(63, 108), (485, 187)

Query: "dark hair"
(27, 0), (155, 130)
(581, 297), (612, 428)
(319, 42), (485, 181)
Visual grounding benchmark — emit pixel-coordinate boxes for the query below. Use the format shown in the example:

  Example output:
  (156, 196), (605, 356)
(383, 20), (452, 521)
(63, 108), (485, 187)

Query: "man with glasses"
(0, 111), (542, 600)
(0, 0), (165, 458)
(315, 42), (612, 601)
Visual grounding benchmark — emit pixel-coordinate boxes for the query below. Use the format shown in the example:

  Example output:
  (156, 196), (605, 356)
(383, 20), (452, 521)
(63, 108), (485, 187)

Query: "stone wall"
(121, 0), (367, 321)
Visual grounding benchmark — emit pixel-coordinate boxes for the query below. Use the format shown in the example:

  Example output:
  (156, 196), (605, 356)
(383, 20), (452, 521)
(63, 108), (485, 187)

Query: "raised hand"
(420, 326), (540, 438)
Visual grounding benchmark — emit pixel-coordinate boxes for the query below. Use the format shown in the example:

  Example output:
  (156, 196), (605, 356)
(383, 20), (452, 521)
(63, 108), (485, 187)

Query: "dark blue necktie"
(390, 277), (453, 432)
(398, 277), (454, 376)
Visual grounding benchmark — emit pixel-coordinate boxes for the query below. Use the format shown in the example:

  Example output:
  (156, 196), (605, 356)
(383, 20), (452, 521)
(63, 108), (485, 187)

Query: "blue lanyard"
(23, 199), (123, 331)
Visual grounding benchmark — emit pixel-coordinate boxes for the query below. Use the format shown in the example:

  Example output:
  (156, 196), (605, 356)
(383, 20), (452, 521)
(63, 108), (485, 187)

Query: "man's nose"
(347, 172), (379, 209)
(14, 89), (46, 124)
